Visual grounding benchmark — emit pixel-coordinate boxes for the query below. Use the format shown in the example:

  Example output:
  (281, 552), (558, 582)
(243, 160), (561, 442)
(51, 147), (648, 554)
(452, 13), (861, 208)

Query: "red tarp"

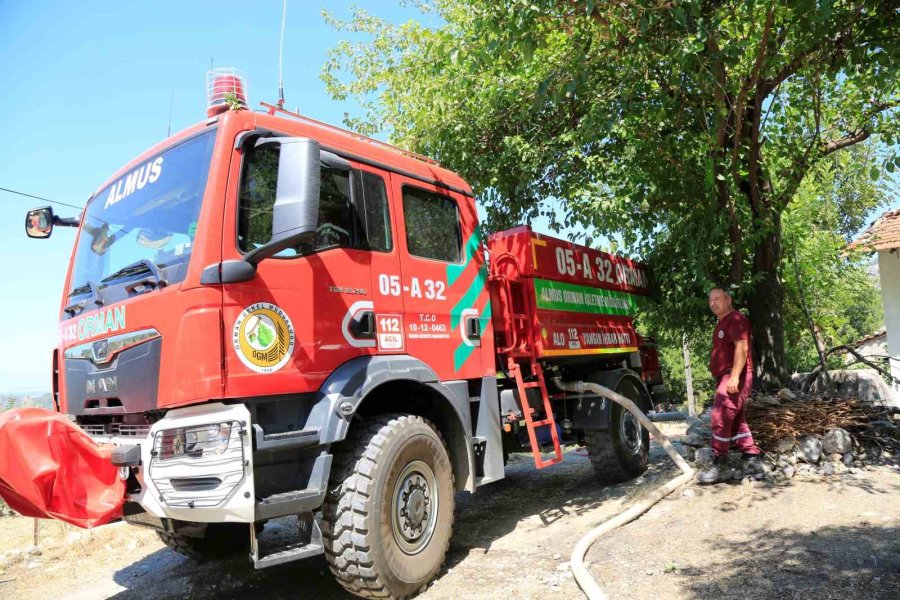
(0, 408), (125, 528)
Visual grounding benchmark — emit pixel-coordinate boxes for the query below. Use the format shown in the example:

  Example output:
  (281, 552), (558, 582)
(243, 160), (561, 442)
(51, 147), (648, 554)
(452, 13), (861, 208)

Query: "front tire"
(322, 414), (455, 599)
(584, 375), (650, 483)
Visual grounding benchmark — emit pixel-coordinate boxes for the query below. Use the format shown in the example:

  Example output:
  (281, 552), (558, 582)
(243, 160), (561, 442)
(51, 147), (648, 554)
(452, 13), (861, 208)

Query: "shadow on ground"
(680, 524), (900, 600)
(106, 449), (651, 599)
(109, 526), (349, 600)
(104, 447), (900, 600)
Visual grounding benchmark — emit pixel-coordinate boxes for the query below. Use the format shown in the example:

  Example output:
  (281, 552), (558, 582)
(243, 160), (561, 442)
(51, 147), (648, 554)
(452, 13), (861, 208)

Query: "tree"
(324, 0), (899, 387)
(650, 142), (888, 406)
(781, 142), (887, 374)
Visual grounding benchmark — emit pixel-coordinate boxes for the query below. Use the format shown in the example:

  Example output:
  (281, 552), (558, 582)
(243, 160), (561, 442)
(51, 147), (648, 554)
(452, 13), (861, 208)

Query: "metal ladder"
(508, 358), (563, 469)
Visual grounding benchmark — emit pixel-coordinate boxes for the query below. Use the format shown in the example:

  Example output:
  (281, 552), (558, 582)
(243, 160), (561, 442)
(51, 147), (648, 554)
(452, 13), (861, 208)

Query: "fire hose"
(553, 379), (695, 600)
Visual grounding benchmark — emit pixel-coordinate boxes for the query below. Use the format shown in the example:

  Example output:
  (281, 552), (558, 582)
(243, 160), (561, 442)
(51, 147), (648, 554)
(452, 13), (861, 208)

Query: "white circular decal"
(718, 330), (725, 339)
(232, 303), (295, 373)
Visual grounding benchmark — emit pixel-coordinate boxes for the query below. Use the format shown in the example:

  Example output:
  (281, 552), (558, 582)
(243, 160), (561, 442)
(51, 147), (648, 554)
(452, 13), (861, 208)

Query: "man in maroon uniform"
(698, 287), (763, 484)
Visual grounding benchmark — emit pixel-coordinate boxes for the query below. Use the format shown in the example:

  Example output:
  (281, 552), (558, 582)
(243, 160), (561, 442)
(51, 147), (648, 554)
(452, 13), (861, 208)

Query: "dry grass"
(1, 512), (160, 579)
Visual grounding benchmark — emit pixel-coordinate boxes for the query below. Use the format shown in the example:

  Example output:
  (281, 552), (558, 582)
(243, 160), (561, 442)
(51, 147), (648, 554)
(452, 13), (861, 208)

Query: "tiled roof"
(850, 328), (886, 349)
(850, 209), (900, 251)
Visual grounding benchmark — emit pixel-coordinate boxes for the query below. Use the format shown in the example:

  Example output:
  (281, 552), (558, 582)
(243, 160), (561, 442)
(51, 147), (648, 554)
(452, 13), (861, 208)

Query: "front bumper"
(92, 402), (256, 524)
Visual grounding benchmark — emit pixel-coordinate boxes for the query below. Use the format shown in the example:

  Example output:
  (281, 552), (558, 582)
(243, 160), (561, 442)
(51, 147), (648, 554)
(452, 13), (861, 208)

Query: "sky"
(0, 1), (895, 392)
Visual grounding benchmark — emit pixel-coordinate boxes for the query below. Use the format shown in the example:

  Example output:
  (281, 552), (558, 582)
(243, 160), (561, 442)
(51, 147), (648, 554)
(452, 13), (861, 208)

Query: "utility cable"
(0, 187), (84, 211)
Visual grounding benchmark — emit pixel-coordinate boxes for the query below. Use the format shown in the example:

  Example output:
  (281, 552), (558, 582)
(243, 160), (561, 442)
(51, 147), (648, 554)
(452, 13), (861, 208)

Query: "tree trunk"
(747, 219), (789, 390)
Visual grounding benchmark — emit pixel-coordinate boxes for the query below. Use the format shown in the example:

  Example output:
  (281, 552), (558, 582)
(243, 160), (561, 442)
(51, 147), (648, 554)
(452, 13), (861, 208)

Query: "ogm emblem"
(232, 303), (295, 373)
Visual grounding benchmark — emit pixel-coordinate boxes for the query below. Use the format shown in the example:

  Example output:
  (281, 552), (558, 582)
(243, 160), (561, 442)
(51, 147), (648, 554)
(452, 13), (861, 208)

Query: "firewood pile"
(683, 390), (900, 481)
(746, 394), (900, 453)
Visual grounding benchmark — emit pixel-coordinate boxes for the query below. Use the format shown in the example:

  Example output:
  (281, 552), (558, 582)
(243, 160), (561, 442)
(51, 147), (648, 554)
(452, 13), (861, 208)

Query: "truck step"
(253, 539), (324, 569)
(252, 425), (320, 451)
(254, 453), (332, 520)
(251, 515), (324, 569)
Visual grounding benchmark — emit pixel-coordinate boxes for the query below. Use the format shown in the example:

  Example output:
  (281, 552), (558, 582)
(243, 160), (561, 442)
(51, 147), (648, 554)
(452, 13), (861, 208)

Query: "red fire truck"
(19, 72), (666, 599)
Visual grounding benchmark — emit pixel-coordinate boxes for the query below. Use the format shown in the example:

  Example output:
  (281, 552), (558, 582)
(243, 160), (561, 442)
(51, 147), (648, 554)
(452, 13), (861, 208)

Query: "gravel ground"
(1, 422), (898, 600)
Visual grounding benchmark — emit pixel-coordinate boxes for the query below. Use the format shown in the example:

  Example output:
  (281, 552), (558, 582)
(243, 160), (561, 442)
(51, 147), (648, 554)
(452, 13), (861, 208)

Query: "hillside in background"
(2, 391), (53, 412)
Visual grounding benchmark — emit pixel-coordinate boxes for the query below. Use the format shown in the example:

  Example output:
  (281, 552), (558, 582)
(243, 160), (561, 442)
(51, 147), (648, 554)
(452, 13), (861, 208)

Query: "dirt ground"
(1, 422), (898, 600)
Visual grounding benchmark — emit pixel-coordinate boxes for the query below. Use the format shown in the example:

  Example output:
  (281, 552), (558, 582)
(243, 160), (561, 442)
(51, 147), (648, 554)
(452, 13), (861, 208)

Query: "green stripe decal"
(450, 267), (487, 330)
(533, 278), (645, 317)
(453, 301), (492, 371)
(446, 226), (482, 287)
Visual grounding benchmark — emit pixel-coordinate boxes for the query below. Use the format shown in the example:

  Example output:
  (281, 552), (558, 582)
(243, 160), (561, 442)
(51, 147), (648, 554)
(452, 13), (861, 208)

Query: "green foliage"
(224, 92), (244, 111)
(322, 0), (898, 383)
(782, 144), (887, 373)
(655, 329), (717, 410)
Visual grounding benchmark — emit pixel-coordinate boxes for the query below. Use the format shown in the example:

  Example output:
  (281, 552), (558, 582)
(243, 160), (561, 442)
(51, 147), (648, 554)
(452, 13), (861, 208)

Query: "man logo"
(92, 339), (110, 363)
(86, 376), (118, 395)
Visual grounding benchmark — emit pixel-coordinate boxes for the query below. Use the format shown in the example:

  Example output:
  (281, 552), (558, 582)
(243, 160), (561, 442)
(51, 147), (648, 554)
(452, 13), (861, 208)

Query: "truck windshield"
(68, 130), (216, 303)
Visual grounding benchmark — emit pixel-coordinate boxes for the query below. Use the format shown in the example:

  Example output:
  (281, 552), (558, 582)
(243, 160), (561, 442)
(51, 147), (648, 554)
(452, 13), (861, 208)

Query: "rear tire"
(322, 414), (455, 599)
(157, 522), (258, 559)
(584, 375), (650, 483)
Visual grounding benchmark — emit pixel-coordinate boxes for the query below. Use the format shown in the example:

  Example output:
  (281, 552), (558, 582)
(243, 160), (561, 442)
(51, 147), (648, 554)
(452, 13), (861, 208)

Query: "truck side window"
(361, 172), (392, 252)
(237, 144), (356, 255)
(402, 186), (461, 262)
(296, 166), (355, 253)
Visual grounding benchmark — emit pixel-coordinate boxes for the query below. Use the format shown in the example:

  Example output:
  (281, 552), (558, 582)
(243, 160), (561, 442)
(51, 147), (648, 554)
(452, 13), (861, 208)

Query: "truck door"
(355, 166), (405, 355)
(390, 174), (489, 381)
(221, 136), (376, 398)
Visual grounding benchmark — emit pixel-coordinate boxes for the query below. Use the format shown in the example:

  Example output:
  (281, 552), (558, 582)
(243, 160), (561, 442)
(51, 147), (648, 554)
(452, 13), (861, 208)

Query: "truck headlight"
(153, 422), (234, 461)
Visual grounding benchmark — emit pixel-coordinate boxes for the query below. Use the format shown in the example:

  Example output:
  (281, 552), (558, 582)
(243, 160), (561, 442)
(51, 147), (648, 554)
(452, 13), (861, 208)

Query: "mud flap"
(0, 408), (125, 528)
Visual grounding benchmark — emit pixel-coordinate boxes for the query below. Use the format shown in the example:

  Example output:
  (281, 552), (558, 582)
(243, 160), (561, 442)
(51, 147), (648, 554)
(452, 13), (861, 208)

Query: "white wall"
(844, 336), (887, 364)
(878, 250), (900, 404)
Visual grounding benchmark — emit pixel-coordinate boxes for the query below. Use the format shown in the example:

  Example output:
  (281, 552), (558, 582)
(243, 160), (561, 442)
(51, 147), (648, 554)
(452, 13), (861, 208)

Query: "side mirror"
(25, 206), (54, 239)
(245, 137), (336, 265)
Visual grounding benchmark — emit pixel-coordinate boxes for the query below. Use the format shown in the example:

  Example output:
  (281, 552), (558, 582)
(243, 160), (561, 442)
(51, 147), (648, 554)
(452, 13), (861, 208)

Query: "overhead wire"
(0, 187), (84, 211)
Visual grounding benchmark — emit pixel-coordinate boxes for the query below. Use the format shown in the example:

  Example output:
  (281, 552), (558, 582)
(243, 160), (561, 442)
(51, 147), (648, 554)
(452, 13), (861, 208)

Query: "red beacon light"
(206, 68), (248, 117)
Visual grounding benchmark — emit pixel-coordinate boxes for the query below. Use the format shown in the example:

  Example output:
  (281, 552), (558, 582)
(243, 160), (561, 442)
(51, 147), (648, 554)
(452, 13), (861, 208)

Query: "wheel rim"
(620, 408), (643, 455)
(391, 460), (439, 555)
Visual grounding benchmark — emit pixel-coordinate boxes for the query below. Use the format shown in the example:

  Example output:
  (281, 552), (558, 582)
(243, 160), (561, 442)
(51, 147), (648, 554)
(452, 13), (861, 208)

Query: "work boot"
(697, 455), (734, 484)
(743, 453), (765, 475)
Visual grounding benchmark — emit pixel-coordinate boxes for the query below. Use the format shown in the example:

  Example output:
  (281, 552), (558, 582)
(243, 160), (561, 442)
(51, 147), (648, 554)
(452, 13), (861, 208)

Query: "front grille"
(81, 424), (106, 437)
(114, 424), (151, 437)
(78, 419), (152, 438)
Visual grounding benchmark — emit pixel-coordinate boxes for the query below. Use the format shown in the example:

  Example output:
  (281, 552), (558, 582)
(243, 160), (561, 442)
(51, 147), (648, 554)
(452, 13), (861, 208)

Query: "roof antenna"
(277, 0), (287, 109)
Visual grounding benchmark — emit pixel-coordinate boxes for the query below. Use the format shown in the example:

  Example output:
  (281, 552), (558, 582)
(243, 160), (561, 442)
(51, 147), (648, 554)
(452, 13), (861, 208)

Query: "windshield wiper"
(65, 280), (105, 316)
(101, 259), (167, 291)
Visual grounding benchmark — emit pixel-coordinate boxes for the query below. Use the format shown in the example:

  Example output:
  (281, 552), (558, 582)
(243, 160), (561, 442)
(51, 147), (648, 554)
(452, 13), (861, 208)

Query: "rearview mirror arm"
(53, 214), (81, 227)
